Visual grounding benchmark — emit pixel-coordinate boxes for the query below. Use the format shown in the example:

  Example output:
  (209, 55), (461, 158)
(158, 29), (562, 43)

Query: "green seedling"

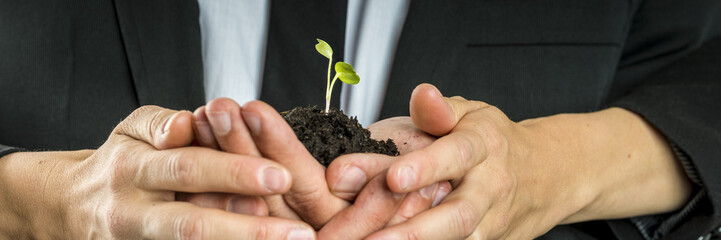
(315, 38), (360, 113)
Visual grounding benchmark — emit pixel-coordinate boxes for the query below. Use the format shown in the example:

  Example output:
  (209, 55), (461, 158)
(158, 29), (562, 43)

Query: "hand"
(192, 98), (448, 239)
(0, 106), (314, 239)
(322, 116), (451, 224)
(356, 84), (691, 239)
(319, 104), (452, 238)
(368, 116), (437, 155)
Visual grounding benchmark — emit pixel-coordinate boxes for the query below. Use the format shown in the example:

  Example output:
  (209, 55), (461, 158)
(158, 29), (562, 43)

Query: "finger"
(318, 172), (406, 240)
(192, 106), (220, 149)
(203, 99), (296, 219)
(205, 98), (262, 156)
(433, 181), (452, 207)
(385, 180), (452, 227)
(385, 183), (438, 227)
(241, 100), (348, 228)
(265, 194), (303, 220)
(114, 105), (195, 150)
(366, 186), (489, 240)
(386, 126), (489, 192)
(132, 145), (292, 195)
(175, 192), (269, 216)
(142, 202), (316, 240)
(409, 83), (487, 136)
(326, 153), (396, 201)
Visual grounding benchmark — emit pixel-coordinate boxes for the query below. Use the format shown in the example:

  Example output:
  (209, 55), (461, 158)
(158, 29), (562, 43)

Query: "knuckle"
(146, 109), (168, 141)
(479, 123), (509, 156)
(228, 160), (246, 190)
(115, 105), (160, 134)
(450, 95), (468, 101)
(402, 231), (422, 240)
(137, 105), (162, 113)
(177, 213), (206, 240)
(285, 188), (328, 227)
(170, 152), (198, 187)
(107, 204), (134, 239)
(108, 146), (138, 187)
(396, 204), (417, 221)
(289, 188), (324, 211)
(452, 133), (476, 170)
(364, 207), (392, 229)
(249, 219), (272, 239)
(495, 169), (516, 198)
(484, 105), (503, 115)
(452, 200), (480, 237)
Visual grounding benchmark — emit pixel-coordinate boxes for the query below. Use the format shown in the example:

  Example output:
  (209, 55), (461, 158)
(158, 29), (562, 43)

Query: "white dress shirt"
(197, 0), (410, 126)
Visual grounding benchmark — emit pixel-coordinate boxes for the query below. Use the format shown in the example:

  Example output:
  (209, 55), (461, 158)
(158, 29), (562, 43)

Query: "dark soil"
(281, 106), (399, 167)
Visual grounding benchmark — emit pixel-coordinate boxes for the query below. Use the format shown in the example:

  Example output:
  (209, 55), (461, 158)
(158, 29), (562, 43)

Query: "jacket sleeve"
(0, 144), (24, 159)
(612, 36), (721, 239)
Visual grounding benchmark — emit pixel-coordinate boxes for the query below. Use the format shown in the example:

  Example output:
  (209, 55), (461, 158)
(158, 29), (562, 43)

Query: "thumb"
(409, 83), (488, 136)
(113, 105), (195, 150)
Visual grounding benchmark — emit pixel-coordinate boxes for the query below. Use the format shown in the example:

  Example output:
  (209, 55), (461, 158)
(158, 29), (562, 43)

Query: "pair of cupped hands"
(60, 83), (527, 240)
(35, 83), (686, 239)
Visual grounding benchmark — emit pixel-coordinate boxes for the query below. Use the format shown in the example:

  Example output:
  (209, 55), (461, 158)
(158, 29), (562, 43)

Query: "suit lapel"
(113, 0), (205, 110)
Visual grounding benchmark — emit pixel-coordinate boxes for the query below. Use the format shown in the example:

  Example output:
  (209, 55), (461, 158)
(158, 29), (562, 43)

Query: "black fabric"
(538, 221), (617, 240)
(113, 0), (205, 110)
(381, 0), (631, 121)
(0, 0), (204, 150)
(260, 0), (347, 112)
(0, 145), (23, 159)
(613, 36), (721, 240)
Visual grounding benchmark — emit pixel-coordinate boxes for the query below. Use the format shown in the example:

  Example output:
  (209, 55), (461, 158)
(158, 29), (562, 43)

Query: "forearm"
(521, 107), (692, 223)
(0, 150), (92, 238)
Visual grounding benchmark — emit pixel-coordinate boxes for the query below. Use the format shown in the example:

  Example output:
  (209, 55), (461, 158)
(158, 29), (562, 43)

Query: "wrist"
(0, 150), (93, 238)
(522, 108), (692, 224)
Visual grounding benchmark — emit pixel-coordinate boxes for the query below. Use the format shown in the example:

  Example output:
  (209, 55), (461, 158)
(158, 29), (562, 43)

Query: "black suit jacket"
(1, 0), (719, 239)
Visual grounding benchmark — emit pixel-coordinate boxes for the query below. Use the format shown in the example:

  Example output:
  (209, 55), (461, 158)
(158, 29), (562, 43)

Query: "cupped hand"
(363, 83), (691, 239)
(192, 98), (448, 239)
(0, 105), (315, 239)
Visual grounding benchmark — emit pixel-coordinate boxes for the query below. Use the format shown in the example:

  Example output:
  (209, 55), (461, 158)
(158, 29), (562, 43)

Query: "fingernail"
(332, 165), (366, 193)
(261, 167), (287, 193)
(241, 111), (261, 136)
(287, 228), (315, 240)
(396, 166), (417, 191)
(194, 120), (214, 144)
(419, 183), (438, 200)
(432, 184), (450, 207)
(208, 111), (231, 135)
(392, 192), (406, 200)
(228, 196), (260, 215)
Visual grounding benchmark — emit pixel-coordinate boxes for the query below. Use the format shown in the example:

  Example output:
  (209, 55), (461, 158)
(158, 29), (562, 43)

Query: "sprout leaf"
(334, 62), (356, 74)
(338, 72), (360, 85)
(315, 39), (333, 59)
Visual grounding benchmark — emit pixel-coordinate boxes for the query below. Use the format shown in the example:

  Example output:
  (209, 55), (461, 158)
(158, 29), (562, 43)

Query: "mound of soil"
(281, 106), (399, 167)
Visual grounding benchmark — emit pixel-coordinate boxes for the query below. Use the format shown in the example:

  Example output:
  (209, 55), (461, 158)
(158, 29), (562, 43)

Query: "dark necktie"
(261, 0), (348, 111)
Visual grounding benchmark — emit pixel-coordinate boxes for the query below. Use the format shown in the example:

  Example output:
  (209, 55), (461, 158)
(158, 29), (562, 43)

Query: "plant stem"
(325, 57), (332, 113)
(326, 74), (340, 113)
(325, 99), (331, 113)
